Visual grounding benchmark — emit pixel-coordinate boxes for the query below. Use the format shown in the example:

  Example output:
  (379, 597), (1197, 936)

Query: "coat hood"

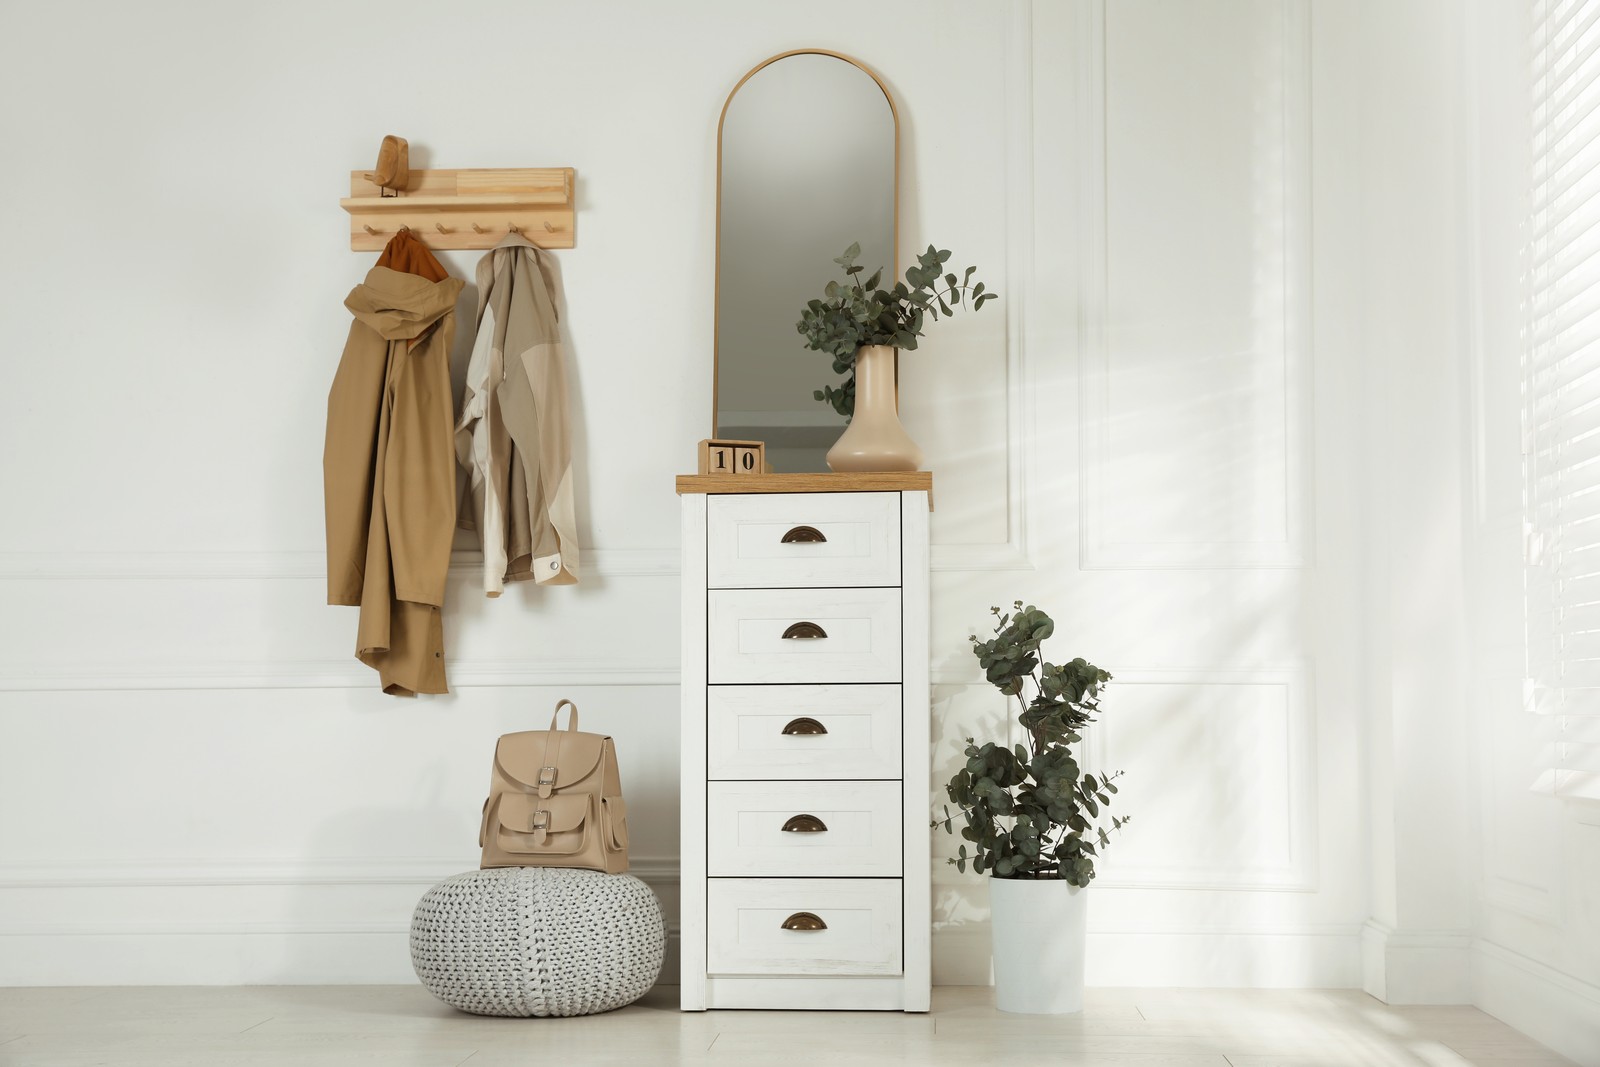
(345, 266), (464, 341)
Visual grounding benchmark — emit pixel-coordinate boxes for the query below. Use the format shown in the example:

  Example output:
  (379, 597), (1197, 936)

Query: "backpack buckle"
(530, 809), (549, 831)
(538, 766), (558, 787)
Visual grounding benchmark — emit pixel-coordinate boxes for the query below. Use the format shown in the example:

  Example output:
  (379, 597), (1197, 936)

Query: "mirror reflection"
(715, 52), (897, 473)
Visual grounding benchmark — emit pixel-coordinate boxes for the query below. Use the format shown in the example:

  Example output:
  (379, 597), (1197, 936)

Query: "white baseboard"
(0, 921), (1359, 990)
(935, 923), (1362, 988)
(0, 927), (683, 989)
(1360, 919), (1473, 1004)
(1473, 939), (1600, 1067)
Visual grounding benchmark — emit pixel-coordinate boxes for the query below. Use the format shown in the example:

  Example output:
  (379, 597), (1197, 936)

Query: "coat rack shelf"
(341, 167), (576, 251)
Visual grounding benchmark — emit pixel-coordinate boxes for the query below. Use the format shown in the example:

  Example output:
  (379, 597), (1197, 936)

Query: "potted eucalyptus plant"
(796, 242), (995, 473)
(932, 603), (1128, 1014)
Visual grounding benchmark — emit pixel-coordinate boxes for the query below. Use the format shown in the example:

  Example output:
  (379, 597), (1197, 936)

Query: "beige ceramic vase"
(826, 344), (924, 473)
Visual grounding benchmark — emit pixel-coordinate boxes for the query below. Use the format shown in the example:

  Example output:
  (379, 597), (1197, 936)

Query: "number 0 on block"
(697, 438), (766, 476)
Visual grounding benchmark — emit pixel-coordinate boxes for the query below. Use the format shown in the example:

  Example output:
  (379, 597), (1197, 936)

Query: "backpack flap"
(493, 793), (592, 856)
(493, 731), (607, 797)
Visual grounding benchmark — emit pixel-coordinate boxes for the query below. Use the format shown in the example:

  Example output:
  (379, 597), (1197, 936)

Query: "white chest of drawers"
(678, 477), (931, 1012)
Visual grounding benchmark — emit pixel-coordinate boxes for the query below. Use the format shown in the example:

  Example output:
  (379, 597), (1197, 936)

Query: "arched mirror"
(714, 51), (898, 473)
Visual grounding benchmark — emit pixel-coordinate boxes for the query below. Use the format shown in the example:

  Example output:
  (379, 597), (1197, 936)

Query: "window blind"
(1526, 0), (1600, 800)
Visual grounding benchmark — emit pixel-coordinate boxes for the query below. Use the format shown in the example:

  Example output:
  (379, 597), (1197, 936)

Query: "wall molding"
(1077, 0), (1314, 570)
(1085, 666), (1318, 892)
(0, 856), (679, 890)
(1, 655), (1002, 693)
(1480, 872), (1562, 927)
(0, 539), (1036, 581)
(988, 0), (1035, 574)
(0, 658), (680, 692)
(0, 549), (681, 583)
(0, 918), (683, 940)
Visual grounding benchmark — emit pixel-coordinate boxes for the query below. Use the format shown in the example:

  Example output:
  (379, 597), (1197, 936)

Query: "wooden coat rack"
(341, 152), (575, 251)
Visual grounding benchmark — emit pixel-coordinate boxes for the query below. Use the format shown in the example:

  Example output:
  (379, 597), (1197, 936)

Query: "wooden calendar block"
(698, 439), (765, 476)
(732, 445), (762, 475)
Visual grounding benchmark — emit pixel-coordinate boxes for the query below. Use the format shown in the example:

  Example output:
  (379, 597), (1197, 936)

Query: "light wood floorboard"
(0, 984), (1578, 1067)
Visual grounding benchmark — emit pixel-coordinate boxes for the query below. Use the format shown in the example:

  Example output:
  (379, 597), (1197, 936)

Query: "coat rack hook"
(471, 223), (487, 234)
(363, 224), (381, 236)
(435, 222), (452, 234)
(508, 222), (521, 234)
(543, 220), (555, 233)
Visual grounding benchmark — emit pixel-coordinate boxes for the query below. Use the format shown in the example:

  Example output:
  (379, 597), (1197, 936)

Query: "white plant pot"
(988, 876), (1087, 1014)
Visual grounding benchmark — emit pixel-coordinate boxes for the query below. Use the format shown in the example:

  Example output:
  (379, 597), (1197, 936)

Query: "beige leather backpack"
(479, 699), (629, 873)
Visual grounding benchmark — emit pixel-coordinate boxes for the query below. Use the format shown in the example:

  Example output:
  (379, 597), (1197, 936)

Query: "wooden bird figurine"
(371, 135), (409, 197)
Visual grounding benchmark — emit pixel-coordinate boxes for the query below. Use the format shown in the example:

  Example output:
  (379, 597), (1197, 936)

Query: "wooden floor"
(0, 984), (1579, 1066)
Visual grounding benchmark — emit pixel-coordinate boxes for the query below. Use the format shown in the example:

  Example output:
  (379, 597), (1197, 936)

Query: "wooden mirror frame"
(711, 49), (902, 438)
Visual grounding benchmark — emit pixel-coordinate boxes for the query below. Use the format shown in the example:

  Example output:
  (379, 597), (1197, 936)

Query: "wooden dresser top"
(675, 472), (933, 508)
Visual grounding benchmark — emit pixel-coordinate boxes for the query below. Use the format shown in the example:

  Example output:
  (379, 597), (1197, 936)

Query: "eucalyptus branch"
(941, 602), (1125, 887)
(798, 242), (998, 418)
(929, 804), (979, 832)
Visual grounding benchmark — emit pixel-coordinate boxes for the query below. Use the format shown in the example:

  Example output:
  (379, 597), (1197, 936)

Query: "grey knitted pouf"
(410, 866), (665, 1017)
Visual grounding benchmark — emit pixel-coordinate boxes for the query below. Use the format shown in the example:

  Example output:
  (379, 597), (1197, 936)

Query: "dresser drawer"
(707, 684), (901, 781)
(706, 492), (900, 589)
(707, 780), (901, 877)
(707, 878), (902, 977)
(707, 588), (901, 684)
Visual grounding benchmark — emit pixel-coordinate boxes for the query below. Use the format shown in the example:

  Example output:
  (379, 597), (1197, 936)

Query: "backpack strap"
(536, 699), (579, 798)
(549, 698), (579, 732)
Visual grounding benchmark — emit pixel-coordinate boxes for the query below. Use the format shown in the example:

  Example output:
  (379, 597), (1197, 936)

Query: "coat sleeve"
(324, 321), (384, 606)
(498, 250), (580, 585)
(455, 292), (511, 597)
(385, 315), (459, 608)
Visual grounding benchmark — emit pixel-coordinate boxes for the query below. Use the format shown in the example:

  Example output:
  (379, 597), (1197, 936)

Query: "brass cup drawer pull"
(781, 716), (828, 736)
(781, 813), (828, 833)
(780, 911), (828, 932)
(780, 525), (828, 544)
(781, 621), (828, 640)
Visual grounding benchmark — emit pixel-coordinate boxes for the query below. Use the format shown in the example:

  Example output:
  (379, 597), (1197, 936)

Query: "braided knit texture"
(409, 866), (665, 1017)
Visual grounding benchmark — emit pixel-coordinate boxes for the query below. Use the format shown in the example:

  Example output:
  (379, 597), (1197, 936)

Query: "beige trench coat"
(325, 265), (464, 695)
(455, 233), (579, 593)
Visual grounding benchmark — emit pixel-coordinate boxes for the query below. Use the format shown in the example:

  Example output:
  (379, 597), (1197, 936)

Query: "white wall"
(958, 0), (1374, 988)
(1462, 2), (1600, 1063)
(0, 0), (1008, 986)
(0, 0), (1428, 995)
